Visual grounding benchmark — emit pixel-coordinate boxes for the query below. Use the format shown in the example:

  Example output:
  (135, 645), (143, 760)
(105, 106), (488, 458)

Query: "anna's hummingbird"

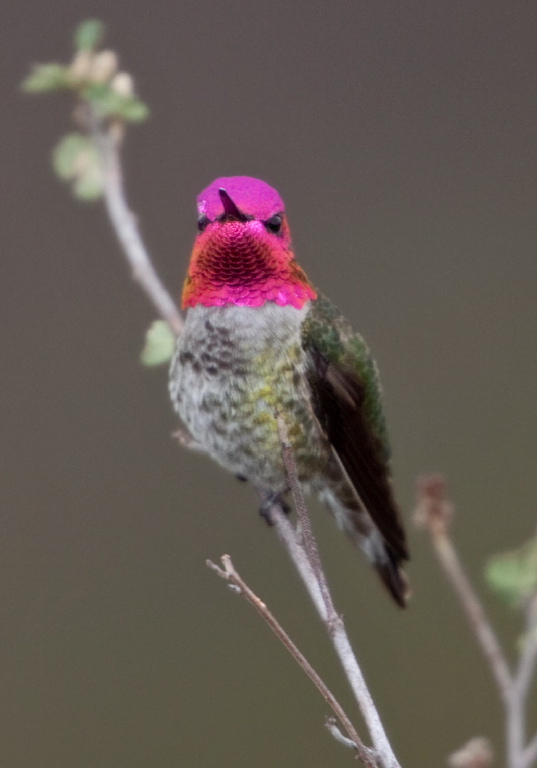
(169, 176), (409, 606)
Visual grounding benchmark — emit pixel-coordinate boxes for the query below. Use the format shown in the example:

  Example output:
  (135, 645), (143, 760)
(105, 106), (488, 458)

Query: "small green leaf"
(141, 321), (176, 366)
(52, 133), (103, 200)
(117, 95), (150, 122)
(83, 83), (149, 122)
(22, 63), (70, 92)
(75, 19), (105, 52)
(83, 83), (120, 117)
(52, 133), (90, 179)
(485, 538), (537, 607)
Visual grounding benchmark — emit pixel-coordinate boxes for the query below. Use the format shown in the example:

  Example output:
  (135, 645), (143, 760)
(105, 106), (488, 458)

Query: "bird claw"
(259, 493), (290, 526)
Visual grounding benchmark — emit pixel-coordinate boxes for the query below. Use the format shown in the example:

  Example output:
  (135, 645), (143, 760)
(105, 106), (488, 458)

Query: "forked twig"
(415, 474), (537, 768)
(207, 555), (377, 768)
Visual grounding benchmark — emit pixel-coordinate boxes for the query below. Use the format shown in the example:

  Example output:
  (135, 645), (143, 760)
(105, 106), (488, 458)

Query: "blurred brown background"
(2, 2), (537, 766)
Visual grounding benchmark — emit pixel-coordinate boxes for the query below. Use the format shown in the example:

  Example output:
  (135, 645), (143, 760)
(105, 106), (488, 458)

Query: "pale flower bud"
(89, 50), (118, 83)
(69, 50), (93, 81)
(110, 71), (134, 97)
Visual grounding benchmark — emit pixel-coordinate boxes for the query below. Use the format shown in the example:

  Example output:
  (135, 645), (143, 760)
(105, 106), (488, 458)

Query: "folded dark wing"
(301, 295), (408, 563)
(307, 349), (408, 562)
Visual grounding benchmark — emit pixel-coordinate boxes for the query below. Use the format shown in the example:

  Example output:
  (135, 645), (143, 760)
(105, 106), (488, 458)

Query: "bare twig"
(207, 555), (377, 768)
(509, 595), (537, 768)
(414, 475), (512, 704)
(513, 595), (537, 709)
(92, 118), (183, 335)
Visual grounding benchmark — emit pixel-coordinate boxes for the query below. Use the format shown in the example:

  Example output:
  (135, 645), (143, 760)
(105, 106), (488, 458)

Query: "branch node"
(327, 613), (345, 635)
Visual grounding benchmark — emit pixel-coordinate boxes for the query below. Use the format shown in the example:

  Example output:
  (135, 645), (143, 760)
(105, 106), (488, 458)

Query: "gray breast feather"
(168, 303), (321, 488)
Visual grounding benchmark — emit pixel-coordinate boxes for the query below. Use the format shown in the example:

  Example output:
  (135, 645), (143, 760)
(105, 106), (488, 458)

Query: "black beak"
(218, 188), (248, 221)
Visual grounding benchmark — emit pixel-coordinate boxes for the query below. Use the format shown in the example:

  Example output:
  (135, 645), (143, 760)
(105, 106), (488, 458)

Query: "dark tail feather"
(376, 555), (410, 608)
(318, 483), (410, 607)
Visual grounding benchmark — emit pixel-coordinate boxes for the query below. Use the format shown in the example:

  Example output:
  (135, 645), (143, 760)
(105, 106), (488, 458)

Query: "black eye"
(265, 214), (283, 234)
(197, 215), (210, 233)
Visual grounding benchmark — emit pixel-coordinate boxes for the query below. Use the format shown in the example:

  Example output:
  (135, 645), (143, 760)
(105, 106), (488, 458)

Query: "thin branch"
(513, 595), (537, 708)
(435, 533), (513, 702)
(207, 555), (377, 768)
(414, 475), (513, 705)
(274, 430), (402, 768)
(277, 415), (333, 619)
(415, 476), (537, 768)
(509, 594), (537, 768)
(523, 732), (537, 768)
(92, 118), (183, 335)
(264, 498), (328, 620)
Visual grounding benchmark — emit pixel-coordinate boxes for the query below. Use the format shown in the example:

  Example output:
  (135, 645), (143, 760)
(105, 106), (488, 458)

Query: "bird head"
(181, 176), (317, 309)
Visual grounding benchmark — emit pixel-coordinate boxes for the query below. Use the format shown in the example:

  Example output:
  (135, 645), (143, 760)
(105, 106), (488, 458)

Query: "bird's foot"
(259, 493), (290, 526)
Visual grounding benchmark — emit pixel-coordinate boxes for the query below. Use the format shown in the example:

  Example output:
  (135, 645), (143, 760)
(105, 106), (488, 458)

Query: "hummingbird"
(169, 176), (409, 606)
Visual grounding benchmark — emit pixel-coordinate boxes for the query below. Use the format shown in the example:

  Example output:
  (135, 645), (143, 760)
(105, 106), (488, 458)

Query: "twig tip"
(325, 717), (358, 751)
(413, 472), (454, 535)
(447, 737), (493, 768)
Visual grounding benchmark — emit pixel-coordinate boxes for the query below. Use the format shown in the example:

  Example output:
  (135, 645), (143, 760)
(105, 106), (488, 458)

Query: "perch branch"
(273, 417), (402, 768)
(523, 733), (537, 768)
(277, 415), (333, 618)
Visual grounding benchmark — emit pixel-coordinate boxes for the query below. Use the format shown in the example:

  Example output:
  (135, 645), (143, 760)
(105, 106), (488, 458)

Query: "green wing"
(302, 295), (408, 562)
